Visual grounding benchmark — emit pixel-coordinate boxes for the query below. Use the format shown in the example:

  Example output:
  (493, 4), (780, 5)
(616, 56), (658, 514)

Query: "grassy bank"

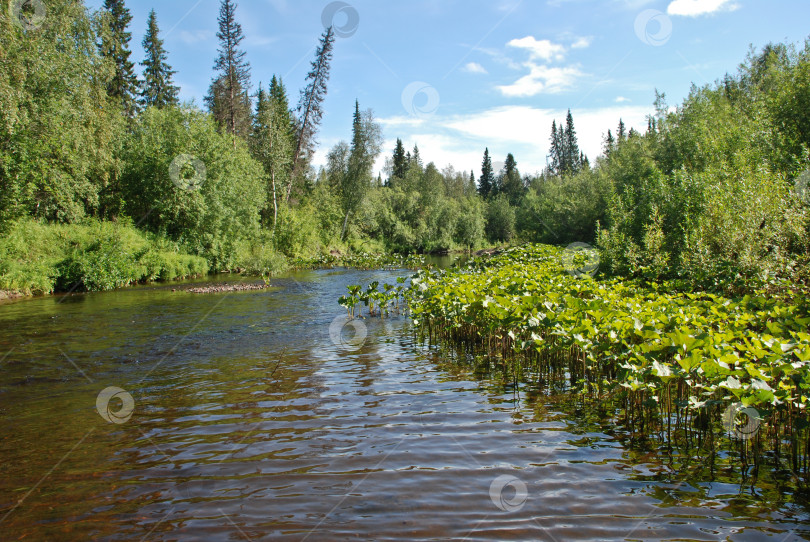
(0, 218), (210, 296)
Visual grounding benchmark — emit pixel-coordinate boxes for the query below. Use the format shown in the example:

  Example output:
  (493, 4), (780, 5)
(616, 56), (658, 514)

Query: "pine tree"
(392, 138), (407, 179)
(549, 120), (562, 175)
(478, 148), (494, 198)
(100, 0), (139, 117)
(341, 100), (382, 238)
(618, 118), (626, 141)
(604, 129), (615, 155)
(292, 26), (335, 201)
(140, 9), (179, 109)
(562, 109), (581, 176)
(501, 153), (523, 206)
(206, 0), (252, 145)
(411, 144), (422, 170)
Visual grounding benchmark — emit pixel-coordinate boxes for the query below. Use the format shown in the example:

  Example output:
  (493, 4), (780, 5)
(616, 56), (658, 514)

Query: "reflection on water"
(0, 266), (808, 540)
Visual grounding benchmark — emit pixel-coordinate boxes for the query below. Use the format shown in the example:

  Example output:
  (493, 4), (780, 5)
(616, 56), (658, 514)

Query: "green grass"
(0, 218), (209, 295)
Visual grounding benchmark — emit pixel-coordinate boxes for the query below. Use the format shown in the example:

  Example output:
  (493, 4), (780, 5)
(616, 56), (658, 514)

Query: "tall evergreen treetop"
(140, 9), (178, 108)
(293, 26), (335, 198)
(101, 0), (139, 117)
(206, 0), (252, 142)
(392, 138), (407, 179)
(479, 148), (494, 198)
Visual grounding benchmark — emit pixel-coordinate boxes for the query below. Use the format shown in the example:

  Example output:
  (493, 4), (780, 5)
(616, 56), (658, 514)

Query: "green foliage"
(120, 105), (266, 270)
(517, 168), (609, 245)
(140, 9), (179, 109)
(0, 0), (123, 224)
(486, 194), (515, 243)
(0, 218), (207, 294)
(401, 243), (810, 473)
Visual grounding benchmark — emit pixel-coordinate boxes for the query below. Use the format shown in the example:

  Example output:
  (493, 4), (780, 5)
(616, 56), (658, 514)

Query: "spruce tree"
(341, 100), (382, 238)
(604, 129), (615, 155)
(618, 118), (626, 141)
(501, 153), (523, 206)
(206, 0), (252, 145)
(549, 120), (562, 175)
(100, 0), (139, 117)
(140, 9), (179, 109)
(392, 138), (407, 179)
(478, 148), (494, 198)
(562, 109), (580, 175)
(292, 26), (335, 200)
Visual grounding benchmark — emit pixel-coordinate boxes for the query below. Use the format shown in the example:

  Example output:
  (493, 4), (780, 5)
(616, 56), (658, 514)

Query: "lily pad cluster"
(398, 244), (810, 473)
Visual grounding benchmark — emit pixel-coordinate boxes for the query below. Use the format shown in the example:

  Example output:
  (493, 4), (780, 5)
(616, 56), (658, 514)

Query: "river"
(0, 265), (807, 540)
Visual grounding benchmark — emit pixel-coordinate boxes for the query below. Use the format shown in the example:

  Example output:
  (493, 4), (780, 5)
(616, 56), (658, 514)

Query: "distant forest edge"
(1, 0), (809, 296)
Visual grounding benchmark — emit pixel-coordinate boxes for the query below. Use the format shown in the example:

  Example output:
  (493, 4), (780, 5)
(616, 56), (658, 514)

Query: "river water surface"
(1, 265), (809, 541)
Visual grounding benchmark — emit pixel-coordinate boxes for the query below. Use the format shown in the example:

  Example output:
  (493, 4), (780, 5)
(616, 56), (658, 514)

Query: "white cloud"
(615, 96), (630, 103)
(667, 0), (738, 17)
(374, 105), (653, 176)
(462, 62), (488, 75)
(571, 36), (593, 49)
(497, 64), (583, 96)
(506, 36), (566, 62)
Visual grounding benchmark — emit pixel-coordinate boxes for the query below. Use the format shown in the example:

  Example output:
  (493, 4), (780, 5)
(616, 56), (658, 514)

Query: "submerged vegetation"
(347, 244), (810, 480)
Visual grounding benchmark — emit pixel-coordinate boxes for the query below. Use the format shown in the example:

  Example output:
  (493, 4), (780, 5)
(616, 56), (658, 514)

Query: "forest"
(1, 0), (810, 298)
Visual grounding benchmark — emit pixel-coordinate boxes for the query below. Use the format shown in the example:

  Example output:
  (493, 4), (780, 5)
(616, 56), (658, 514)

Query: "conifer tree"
(292, 26), (335, 200)
(478, 148), (494, 198)
(392, 138), (407, 178)
(206, 0), (252, 145)
(100, 0), (139, 117)
(140, 9), (179, 109)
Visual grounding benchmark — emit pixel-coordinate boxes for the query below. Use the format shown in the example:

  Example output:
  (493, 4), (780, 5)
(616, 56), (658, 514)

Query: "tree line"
(1, 0), (808, 294)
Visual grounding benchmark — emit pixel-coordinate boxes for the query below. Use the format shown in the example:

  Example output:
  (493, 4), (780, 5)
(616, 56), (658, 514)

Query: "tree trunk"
(271, 170), (278, 233)
(341, 209), (350, 240)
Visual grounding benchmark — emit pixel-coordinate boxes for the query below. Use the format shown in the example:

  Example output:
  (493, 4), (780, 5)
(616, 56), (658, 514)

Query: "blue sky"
(86, 0), (810, 176)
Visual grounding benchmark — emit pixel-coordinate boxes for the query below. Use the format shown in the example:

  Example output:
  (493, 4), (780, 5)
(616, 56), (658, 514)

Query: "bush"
(0, 218), (208, 294)
(486, 195), (516, 243)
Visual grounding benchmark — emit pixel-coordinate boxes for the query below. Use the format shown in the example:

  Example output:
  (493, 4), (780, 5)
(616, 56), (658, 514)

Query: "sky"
(85, 0), (810, 177)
